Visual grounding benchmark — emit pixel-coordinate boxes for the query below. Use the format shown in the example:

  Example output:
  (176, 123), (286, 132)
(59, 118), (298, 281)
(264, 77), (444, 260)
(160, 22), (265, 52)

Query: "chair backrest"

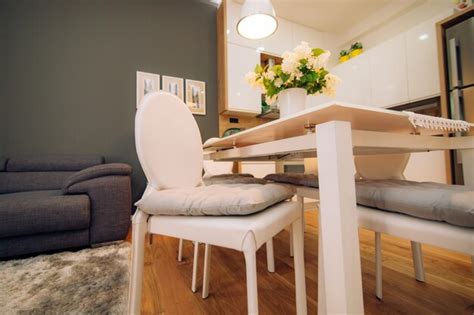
(355, 154), (410, 180)
(135, 91), (203, 189)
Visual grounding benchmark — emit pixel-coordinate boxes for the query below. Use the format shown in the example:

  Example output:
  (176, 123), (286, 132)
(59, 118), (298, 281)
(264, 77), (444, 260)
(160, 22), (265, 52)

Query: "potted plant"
(349, 42), (363, 58)
(245, 42), (341, 118)
(339, 50), (350, 63)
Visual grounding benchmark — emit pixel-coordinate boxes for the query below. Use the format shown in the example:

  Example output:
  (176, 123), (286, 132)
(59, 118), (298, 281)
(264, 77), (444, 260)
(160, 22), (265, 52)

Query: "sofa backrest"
(0, 157), (6, 172)
(0, 155), (104, 194)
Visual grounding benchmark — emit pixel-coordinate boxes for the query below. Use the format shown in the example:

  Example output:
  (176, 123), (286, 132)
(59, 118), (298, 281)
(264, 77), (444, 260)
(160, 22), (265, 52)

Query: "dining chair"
(129, 91), (307, 315)
(179, 153), (270, 294)
(263, 154), (425, 300)
(354, 153), (474, 299)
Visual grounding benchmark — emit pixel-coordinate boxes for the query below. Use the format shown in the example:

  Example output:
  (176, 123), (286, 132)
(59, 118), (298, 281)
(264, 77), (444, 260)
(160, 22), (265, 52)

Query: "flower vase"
(278, 88), (307, 118)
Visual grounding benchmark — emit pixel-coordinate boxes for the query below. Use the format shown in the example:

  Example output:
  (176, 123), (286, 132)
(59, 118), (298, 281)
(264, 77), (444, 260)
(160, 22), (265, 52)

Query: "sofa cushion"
(356, 179), (474, 228)
(0, 157), (7, 172)
(0, 190), (90, 238)
(6, 155), (104, 172)
(264, 173), (319, 188)
(203, 174), (267, 186)
(62, 163), (132, 193)
(0, 172), (74, 194)
(136, 183), (294, 216)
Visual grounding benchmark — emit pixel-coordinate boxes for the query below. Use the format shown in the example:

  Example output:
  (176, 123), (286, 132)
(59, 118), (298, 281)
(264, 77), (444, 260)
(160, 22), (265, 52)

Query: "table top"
(205, 102), (462, 150)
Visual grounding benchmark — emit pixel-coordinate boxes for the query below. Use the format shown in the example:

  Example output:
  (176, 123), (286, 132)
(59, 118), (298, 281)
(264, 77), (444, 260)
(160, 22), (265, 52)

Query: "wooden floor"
(127, 210), (474, 314)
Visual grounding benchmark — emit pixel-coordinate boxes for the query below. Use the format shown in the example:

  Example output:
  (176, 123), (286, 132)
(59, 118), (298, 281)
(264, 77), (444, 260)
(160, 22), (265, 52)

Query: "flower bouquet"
(245, 42), (340, 117)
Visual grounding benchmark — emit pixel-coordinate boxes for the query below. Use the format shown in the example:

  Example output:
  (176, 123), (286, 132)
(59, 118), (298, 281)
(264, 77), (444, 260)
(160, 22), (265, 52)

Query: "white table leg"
(316, 121), (364, 314)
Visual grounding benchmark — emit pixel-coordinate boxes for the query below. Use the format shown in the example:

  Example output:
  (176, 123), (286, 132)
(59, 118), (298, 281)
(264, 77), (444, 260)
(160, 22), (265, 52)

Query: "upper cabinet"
(333, 51), (373, 106)
(226, 43), (262, 115)
(328, 11), (453, 109)
(369, 34), (409, 108)
(405, 14), (448, 101)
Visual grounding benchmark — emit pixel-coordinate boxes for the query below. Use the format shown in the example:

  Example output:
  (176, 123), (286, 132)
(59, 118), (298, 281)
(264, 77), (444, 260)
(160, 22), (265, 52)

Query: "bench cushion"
(0, 190), (90, 238)
(203, 174), (267, 186)
(264, 173), (319, 188)
(136, 183), (294, 216)
(356, 179), (474, 228)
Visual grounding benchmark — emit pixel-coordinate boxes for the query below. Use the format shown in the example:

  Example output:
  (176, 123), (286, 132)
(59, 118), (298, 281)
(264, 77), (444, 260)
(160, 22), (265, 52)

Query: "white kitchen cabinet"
(405, 15), (444, 101)
(226, 43), (261, 115)
(332, 52), (373, 106)
(369, 34), (409, 107)
(241, 162), (275, 178)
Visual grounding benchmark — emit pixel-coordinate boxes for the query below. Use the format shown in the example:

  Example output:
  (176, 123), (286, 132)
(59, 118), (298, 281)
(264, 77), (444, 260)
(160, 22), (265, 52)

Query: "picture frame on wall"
(136, 71), (160, 109)
(185, 79), (206, 115)
(162, 75), (184, 101)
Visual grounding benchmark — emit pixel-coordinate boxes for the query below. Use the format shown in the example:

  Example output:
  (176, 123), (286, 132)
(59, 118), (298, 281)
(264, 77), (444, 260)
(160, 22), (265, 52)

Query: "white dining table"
(204, 101), (474, 314)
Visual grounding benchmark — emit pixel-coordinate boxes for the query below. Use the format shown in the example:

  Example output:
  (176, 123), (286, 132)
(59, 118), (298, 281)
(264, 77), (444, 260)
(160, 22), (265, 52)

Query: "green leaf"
(312, 48), (325, 57)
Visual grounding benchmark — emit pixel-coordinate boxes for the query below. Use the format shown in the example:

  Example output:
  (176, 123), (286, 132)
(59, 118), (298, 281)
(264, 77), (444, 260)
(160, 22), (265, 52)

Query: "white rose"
(264, 70), (276, 81)
(281, 52), (299, 74)
(308, 51), (331, 70)
(322, 73), (341, 97)
(274, 78), (283, 87)
(245, 71), (258, 86)
(265, 94), (278, 105)
(293, 41), (312, 60)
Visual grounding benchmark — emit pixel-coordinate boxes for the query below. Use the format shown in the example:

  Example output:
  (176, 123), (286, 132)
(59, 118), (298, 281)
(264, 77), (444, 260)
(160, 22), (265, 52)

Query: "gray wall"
(1, 0), (219, 202)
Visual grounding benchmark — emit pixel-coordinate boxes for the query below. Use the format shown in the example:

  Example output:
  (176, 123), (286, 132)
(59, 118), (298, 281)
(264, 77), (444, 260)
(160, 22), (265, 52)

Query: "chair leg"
(289, 225), (294, 257)
(292, 217), (308, 315)
(472, 256), (474, 274)
(149, 233), (153, 245)
(266, 240), (275, 272)
(411, 241), (425, 282)
(375, 232), (383, 300)
(128, 210), (148, 315)
(191, 241), (199, 293)
(202, 244), (212, 299)
(177, 238), (183, 262)
(244, 250), (259, 315)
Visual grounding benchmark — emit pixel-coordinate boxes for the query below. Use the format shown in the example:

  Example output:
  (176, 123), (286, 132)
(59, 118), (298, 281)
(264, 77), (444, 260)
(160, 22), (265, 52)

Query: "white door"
(227, 43), (262, 114)
(369, 34), (409, 108)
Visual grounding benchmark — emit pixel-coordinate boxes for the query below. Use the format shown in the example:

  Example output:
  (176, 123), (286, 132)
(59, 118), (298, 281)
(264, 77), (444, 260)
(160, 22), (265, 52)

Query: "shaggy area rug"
(0, 242), (130, 314)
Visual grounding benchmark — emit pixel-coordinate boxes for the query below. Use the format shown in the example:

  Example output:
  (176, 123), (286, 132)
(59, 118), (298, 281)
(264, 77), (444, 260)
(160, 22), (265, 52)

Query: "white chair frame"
(129, 92), (308, 315)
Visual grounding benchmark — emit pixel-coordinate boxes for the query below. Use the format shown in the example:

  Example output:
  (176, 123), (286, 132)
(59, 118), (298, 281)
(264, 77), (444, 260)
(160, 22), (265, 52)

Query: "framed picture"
(136, 71), (160, 109)
(185, 79), (206, 115)
(162, 75), (184, 101)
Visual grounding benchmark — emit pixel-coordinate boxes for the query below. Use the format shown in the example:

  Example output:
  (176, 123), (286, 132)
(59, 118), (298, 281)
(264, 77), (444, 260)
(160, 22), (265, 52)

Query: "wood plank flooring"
(126, 210), (474, 314)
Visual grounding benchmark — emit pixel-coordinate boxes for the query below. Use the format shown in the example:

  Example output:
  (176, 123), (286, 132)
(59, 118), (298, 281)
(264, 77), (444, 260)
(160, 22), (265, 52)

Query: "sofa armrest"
(62, 163), (132, 193)
(65, 167), (132, 244)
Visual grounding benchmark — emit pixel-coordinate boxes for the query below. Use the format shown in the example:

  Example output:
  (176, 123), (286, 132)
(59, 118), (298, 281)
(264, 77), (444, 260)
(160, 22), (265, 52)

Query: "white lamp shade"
(237, 0), (278, 40)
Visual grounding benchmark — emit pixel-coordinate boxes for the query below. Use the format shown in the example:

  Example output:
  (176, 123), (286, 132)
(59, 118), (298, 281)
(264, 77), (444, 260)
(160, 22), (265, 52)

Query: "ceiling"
(234, 0), (418, 34)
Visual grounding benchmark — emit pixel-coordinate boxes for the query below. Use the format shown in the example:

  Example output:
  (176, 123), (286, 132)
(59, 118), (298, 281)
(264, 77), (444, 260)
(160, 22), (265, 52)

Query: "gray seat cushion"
(264, 173), (319, 188)
(203, 174), (267, 186)
(356, 179), (474, 228)
(136, 183), (294, 216)
(0, 190), (90, 238)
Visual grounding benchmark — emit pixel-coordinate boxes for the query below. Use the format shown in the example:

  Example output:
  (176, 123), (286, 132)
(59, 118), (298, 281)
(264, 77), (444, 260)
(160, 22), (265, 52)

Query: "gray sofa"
(0, 155), (132, 259)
